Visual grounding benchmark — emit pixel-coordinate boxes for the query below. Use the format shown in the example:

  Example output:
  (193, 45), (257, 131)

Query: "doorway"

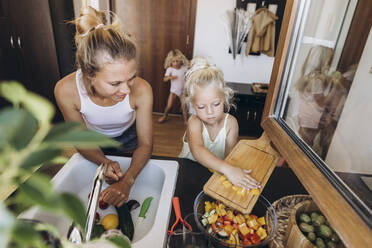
(111, 0), (197, 113)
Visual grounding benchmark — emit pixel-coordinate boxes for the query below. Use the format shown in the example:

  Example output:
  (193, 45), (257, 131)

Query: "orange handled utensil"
(168, 197), (193, 234)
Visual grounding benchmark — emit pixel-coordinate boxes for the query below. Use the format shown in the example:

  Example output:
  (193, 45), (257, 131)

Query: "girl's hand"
(170, 75), (178, 80)
(104, 161), (123, 184)
(99, 180), (130, 207)
(223, 165), (261, 190)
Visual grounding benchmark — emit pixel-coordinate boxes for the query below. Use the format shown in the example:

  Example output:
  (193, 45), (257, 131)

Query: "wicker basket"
(265, 194), (312, 248)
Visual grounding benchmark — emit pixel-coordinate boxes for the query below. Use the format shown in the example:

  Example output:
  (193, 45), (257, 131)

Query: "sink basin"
(19, 153), (179, 248)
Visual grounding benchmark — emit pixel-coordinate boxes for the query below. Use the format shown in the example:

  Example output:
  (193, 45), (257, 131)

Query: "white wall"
(193, 0), (274, 84)
(325, 27), (372, 174)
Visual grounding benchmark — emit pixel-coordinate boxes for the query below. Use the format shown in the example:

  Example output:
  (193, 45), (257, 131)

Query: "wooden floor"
(152, 113), (186, 157)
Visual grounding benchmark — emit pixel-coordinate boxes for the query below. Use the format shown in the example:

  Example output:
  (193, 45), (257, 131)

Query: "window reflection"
(279, 0), (372, 215)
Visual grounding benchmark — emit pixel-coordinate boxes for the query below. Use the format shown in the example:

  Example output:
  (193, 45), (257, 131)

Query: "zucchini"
(201, 218), (208, 227)
(115, 203), (134, 241)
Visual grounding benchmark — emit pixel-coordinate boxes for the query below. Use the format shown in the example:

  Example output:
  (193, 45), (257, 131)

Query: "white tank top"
(75, 69), (135, 137)
(179, 113), (229, 161)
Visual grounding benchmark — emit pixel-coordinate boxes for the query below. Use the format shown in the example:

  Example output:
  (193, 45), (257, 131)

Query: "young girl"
(54, 4), (153, 207)
(179, 58), (260, 190)
(158, 49), (189, 123)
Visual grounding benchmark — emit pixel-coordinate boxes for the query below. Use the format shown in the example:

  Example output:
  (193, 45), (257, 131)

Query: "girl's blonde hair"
(295, 46), (333, 92)
(72, 1), (136, 94)
(163, 49), (189, 69)
(183, 57), (235, 114)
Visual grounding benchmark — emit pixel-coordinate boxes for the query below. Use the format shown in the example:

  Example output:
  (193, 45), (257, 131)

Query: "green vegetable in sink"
(91, 223), (105, 239)
(116, 203), (134, 241)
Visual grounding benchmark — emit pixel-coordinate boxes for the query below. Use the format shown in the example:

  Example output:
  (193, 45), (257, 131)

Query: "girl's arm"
(163, 75), (177, 82)
(187, 116), (260, 189)
(225, 115), (239, 155)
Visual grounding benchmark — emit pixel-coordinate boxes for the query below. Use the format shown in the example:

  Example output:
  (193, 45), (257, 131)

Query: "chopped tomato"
(250, 233), (261, 244)
(249, 214), (258, 220)
(223, 215), (233, 222)
(211, 223), (218, 233)
(223, 220), (232, 226)
(233, 223), (239, 230)
(217, 217), (224, 223)
(242, 238), (252, 245)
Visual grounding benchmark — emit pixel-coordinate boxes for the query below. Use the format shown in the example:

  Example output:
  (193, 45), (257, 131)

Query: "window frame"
(261, 0), (372, 246)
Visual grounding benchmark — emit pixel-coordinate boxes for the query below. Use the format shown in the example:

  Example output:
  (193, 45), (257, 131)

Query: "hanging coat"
(245, 8), (278, 57)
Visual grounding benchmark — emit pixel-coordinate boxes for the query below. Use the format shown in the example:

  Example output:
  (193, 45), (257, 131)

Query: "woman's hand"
(104, 161), (123, 184)
(223, 165), (261, 190)
(99, 180), (131, 207)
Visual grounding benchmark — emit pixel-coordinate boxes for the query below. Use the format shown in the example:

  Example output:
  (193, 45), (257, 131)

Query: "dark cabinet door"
(7, 0), (60, 101)
(0, 0), (23, 83)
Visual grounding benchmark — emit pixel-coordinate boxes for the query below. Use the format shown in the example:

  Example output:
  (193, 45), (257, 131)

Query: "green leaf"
(45, 122), (82, 139)
(0, 202), (15, 248)
(44, 127), (121, 148)
(58, 193), (86, 230)
(0, 108), (37, 150)
(22, 91), (55, 124)
(0, 81), (26, 106)
(10, 219), (43, 247)
(19, 147), (61, 170)
(17, 173), (57, 210)
(107, 236), (132, 248)
(33, 222), (60, 240)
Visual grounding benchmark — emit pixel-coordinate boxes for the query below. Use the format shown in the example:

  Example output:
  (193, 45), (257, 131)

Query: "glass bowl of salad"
(193, 191), (277, 248)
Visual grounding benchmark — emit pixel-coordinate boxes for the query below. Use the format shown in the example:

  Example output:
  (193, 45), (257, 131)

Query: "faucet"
(68, 163), (108, 243)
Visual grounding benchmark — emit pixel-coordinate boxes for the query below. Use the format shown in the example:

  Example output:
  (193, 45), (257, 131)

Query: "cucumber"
(115, 203), (134, 241)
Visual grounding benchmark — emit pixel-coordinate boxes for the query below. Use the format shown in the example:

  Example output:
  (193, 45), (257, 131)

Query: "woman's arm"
(101, 78), (154, 207)
(54, 75), (122, 180)
(188, 116), (259, 189)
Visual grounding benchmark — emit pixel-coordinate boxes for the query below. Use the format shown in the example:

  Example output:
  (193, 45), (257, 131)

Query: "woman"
(54, 5), (153, 207)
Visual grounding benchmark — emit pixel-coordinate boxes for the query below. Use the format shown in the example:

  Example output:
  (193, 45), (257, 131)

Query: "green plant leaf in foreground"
(0, 202), (15, 248)
(58, 193), (86, 230)
(0, 81), (26, 106)
(0, 108), (37, 150)
(10, 220), (45, 248)
(44, 122), (121, 148)
(19, 147), (62, 170)
(22, 91), (55, 124)
(16, 172), (57, 210)
(107, 236), (132, 248)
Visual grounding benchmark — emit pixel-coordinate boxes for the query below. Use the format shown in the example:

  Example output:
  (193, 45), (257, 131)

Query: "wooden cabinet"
(0, 0), (60, 100)
(228, 83), (266, 138)
(0, 0), (75, 118)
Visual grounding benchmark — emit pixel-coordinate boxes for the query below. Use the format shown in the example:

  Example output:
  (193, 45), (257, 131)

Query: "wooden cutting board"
(203, 132), (280, 214)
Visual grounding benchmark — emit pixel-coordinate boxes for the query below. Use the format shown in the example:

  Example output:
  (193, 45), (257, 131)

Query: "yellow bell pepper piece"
(257, 216), (266, 225)
(237, 187), (246, 196)
(236, 214), (245, 225)
(219, 175), (227, 182)
(238, 223), (250, 236)
(205, 201), (212, 213)
(247, 218), (259, 230)
(250, 189), (260, 195)
(208, 214), (218, 224)
(222, 180), (232, 188)
(257, 227), (267, 240)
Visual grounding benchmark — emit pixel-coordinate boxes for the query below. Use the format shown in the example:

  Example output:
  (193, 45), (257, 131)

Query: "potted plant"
(0, 81), (130, 248)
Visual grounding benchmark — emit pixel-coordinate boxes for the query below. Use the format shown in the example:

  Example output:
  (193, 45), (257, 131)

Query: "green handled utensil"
(134, 197), (153, 231)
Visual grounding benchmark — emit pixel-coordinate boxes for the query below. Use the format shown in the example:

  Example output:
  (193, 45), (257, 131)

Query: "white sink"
(20, 153), (179, 248)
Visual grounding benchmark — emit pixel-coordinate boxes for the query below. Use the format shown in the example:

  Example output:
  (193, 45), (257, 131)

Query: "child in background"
(179, 57), (260, 190)
(158, 49), (189, 123)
